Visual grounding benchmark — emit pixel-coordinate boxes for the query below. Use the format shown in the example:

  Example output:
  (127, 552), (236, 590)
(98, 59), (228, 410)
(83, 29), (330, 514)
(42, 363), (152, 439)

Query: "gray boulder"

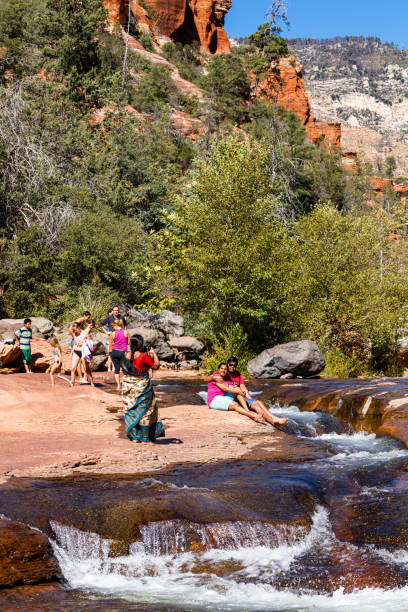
(120, 306), (185, 339)
(54, 331), (73, 347)
(91, 332), (109, 356)
(30, 317), (54, 335)
(148, 310), (185, 338)
(127, 327), (165, 346)
(154, 339), (175, 361)
(176, 350), (199, 362)
(169, 336), (205, 354)
(91, 354), (108, 371)
(0, 318), (53, 336)
(127, 327), (174, 361)
(247, 340), (325, 379)
(178, 359), (199, 370)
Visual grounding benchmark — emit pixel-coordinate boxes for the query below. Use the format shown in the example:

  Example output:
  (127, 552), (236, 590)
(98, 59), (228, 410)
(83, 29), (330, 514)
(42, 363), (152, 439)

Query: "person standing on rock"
(14, 319), (32, 374)
(120, 334), (164, 443)
(110, 319), (130, 391)
(48, 338), (71, 386)
(69, 311), (92, 335)
(99, 306), (127, 333)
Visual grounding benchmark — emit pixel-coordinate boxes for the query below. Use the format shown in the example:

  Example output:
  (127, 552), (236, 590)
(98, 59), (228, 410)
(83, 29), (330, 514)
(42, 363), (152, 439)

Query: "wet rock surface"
(264, 376), (408, 446)
(0, 518), (60, 588)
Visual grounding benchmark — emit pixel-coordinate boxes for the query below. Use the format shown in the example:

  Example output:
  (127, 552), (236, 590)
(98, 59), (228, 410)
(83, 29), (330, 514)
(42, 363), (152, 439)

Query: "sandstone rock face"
(290, 38), (408, 177)
(256, 56), (341, 152)
(0, 343), (21, 367)
(247, 340), (325, 379)
(0, 519), (60, 588)
(104, 0), (231, 54)
(365, 176), (408, 205)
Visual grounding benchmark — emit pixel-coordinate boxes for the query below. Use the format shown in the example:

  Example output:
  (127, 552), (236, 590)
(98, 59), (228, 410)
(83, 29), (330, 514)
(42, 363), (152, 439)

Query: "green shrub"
(138, 30), (154, 52)
(57, 285), (121, 327)
(321, 348), (369, 379)
(201, 324), (255, 376)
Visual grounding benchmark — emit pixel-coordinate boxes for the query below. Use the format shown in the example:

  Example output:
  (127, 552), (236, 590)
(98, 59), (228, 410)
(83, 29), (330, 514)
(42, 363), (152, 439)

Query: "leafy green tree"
(385, 155), (397, 179)
(39, 0), (110, 105)
(152, 135), (301, 347)
(0, 0), (42, 78)
(199, 55), (251, 126)
(294, 203), (408, 358)
(58, 207), (145, 293)
(3, 225), (55, 316)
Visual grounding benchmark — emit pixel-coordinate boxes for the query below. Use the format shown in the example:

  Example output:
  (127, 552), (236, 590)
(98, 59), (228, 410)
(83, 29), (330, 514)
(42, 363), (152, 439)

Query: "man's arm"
(99, 316), (109, 328)
(240, 383), (252, 398)
(14, 331), (20, 346)
(216, 382), (243, 395)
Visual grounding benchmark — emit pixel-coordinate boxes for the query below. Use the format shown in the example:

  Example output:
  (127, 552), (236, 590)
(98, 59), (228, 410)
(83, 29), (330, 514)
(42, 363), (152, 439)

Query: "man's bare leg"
(252, 400), (288, 425)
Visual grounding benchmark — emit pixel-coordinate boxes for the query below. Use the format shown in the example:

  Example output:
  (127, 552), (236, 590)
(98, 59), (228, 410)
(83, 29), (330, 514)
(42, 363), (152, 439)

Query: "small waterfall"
(51, 518), (307, 561)
(139, 519), (306, 556)
(49, 508), (408, 610)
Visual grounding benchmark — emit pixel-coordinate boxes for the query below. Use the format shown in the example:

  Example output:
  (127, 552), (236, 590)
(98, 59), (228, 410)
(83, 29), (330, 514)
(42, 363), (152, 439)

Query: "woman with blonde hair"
(110, 318), (130, 390)
(48, 337), (71, 386)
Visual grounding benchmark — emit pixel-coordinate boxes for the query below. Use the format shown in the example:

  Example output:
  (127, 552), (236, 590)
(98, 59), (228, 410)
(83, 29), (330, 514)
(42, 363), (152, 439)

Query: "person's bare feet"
(273, 416), (289, 425)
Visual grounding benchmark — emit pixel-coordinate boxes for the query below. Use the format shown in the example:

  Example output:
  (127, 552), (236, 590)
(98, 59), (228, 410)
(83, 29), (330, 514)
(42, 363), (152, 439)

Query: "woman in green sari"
(121, 334), (165, 443)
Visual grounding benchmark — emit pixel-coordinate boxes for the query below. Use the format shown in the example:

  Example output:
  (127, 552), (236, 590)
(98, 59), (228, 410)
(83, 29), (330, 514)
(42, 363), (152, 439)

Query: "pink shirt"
(207, 371), (231, 406)
(113, 329), (128, 351)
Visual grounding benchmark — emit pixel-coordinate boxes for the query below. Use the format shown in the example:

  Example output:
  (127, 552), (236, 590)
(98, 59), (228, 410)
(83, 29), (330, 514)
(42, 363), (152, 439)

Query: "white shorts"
(209, 393), (235, 411)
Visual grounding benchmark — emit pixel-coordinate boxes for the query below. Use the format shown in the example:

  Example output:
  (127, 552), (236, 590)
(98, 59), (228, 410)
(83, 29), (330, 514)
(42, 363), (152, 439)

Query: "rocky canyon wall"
(103, 0), (231, 54)
(256, 56), (341, 151)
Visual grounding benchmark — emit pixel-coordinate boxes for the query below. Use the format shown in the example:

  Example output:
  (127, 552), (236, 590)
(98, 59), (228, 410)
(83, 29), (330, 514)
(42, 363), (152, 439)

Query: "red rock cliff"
(256, 56), (341, 151)
(103, 0), (231, 53)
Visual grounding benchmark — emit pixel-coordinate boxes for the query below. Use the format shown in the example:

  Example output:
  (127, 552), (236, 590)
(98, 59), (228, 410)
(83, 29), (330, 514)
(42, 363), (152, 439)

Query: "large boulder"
(0, 518), (61, 588)
(247, 340), (325, 379)
(0, 317), (53, 335)
(169, 336), (205, 354)
(90, 331), (109, 355)
(91, 354), (108, 371)
(121, 306), (185, 339)
(149, 310), (184, 338)
(30, 317), (54, 335)
(0, 343), (21, 367)
(127, 327), (175, 361)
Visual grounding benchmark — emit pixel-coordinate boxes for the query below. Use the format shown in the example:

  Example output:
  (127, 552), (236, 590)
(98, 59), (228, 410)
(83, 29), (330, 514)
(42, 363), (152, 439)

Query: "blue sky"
(225, 0), (408, 47)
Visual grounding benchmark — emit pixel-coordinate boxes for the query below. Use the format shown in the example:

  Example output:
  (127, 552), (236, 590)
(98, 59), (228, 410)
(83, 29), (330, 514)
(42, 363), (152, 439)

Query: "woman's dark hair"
(130, 334), (144, 354)
(218, 362), (228, 370)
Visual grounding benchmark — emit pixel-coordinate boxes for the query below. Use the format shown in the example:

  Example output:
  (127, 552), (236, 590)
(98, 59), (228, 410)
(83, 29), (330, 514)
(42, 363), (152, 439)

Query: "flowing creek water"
(3, 380), (408, 610)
